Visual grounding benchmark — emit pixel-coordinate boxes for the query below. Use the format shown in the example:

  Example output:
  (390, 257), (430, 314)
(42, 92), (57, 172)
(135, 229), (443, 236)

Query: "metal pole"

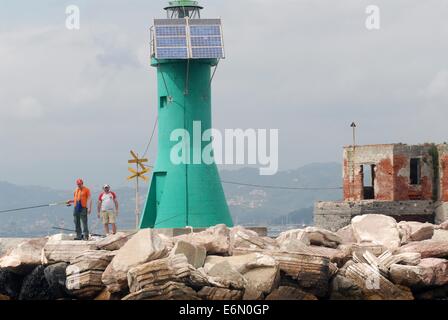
(350, 122), (357, 200)
(136, 162), (140, 230)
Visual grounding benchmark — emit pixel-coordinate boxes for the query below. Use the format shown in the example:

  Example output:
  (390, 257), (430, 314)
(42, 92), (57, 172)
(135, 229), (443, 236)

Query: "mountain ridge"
(0, 162), (342, 237)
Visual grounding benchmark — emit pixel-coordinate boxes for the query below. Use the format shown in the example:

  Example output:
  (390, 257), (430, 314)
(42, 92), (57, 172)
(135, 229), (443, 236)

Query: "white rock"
(204, 253), (277, 274)
(432, 229), (448, 242)
(398, 240), (448, 258)
(66, 271), (104, 299)
(389, 264), (433, 288)
(171, 240), (206, 269)
(66, 250), (115, 275)
(206, 261), (247, 290)
(126, 254), (192, 293)
(123, 281), (199, 300)
(304, 227), (342, 248)
(204, 253), (279, 296)
(48, 234), (75, 242)
(0, 238), (48, 274)
(102, 228), (168, 293)
(345, 262), (414, 300)
(0, 238), (31, 258)
(243, 266), (280, 297)
(438, 220), (448, 230)
(276, 229), (310, 252)
(231, 248), (331, 298)
(44, 240), (97, 263)
(390, 258), (448, 288)
(95, 232), (130, 251)
(175, 224), (230, 255)
(418, 258), (448, 286)
(336, 225), (357, 244)
(229, 226), (278, 254)
(398, 221), (434, 244)
(351, 214), (401, 250)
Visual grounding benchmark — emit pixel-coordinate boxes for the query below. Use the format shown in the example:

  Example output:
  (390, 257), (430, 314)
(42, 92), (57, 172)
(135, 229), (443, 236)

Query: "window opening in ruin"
(362, 164), (376, 200)
(410, 158), (421, 185)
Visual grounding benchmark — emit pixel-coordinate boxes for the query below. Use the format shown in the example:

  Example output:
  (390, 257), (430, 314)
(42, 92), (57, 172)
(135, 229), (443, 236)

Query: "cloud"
(423, 70), (448, 101)
(1, 0), (448, 188)
(14, 97), (44, 119)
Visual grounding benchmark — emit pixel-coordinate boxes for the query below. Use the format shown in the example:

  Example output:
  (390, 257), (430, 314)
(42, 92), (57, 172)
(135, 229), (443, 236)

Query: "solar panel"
(157, 47), (188, 59)
(154, 23), (188, 59)
(189, 22), (224, 59)
(156, 37), (187, 47)
(190, 26), (224, 58)
(190, 25), (221, 36)
(153, 18), (225, 60)
(190, 36), (222, 47)
(155, 26), (186, 37)
(191, 47), (224, 59)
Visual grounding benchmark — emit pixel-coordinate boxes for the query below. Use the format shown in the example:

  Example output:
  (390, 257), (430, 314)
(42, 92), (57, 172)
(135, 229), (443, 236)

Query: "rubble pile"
(1, 214), (447, 300)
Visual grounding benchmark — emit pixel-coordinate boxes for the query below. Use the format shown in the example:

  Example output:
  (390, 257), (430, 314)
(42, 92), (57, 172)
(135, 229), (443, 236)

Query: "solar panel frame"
(188, 19), (221, 26)
(154, 19), (187, 26)
(189, 22), (225, 59)
(153, 18), (225, 60)
(154, 20), (189, 59)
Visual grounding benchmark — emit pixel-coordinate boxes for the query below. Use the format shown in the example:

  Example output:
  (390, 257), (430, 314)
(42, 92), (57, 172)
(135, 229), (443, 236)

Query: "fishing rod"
(52, 227), (104, 238)
(0, 201), (70, 214)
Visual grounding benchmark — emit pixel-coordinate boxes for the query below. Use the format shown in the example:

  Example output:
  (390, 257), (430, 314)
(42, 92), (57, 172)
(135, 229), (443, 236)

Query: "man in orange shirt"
(67, 179), (92, 240)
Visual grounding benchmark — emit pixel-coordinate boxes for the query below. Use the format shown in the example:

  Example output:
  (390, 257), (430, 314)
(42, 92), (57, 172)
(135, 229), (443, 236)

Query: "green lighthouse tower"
(140, 0), (234, 229)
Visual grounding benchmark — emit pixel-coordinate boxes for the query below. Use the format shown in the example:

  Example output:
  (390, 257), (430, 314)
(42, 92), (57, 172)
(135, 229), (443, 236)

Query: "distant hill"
(0, 183), (144, 237)
(269, 207), (314, 226)
(0, 163), (342, 237)
(220, 162), (342, 225)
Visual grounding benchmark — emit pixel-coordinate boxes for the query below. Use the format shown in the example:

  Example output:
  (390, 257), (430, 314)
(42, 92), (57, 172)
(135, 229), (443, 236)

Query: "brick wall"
(393, 144), (434, 201)
(343, 144), (394, 201)
(439, 144), (448, 202)
(343, 144), (435, 202)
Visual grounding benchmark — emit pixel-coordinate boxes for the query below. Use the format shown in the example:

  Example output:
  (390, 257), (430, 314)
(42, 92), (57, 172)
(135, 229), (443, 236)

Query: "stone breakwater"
(1, 215), (448, 301)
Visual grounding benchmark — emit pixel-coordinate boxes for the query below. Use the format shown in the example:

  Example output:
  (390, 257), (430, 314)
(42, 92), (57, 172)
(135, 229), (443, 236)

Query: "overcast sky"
(0, 0), (447, 190)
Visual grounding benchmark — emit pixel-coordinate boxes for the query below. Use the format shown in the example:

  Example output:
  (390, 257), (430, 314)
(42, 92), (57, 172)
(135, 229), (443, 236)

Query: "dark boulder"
(19, 265), (52, 300)
(0, 268), (24, 299)
(330, 274), (363, 300)
(414, 285), (448, 300)
(44, 262), (70, 299)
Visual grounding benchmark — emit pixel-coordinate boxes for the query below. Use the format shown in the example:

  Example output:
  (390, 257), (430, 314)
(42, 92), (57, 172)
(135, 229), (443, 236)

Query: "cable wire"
(221, 180), (342, 191)
(0, 202), (67, 214)
(142, 117), (158, 159)
(0, 181), (342, 215)
(154, 213), (186, 227)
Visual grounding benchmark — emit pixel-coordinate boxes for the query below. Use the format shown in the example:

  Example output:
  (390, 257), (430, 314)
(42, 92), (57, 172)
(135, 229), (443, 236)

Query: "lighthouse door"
(155, 172), (167, 211)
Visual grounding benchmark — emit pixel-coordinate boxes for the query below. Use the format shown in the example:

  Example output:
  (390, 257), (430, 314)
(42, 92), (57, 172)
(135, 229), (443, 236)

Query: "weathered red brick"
(376, 158), (394, 201)
(441, 155), (448, 201)
(343, 144), (437, 202)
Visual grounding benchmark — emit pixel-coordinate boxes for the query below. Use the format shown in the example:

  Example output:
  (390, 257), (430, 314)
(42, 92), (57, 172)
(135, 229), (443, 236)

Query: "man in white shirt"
(97, 184), (119, 235)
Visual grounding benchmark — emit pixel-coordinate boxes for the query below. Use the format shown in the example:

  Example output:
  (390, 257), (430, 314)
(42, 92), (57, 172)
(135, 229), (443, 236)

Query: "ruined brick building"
(315, 143), (448, 231)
